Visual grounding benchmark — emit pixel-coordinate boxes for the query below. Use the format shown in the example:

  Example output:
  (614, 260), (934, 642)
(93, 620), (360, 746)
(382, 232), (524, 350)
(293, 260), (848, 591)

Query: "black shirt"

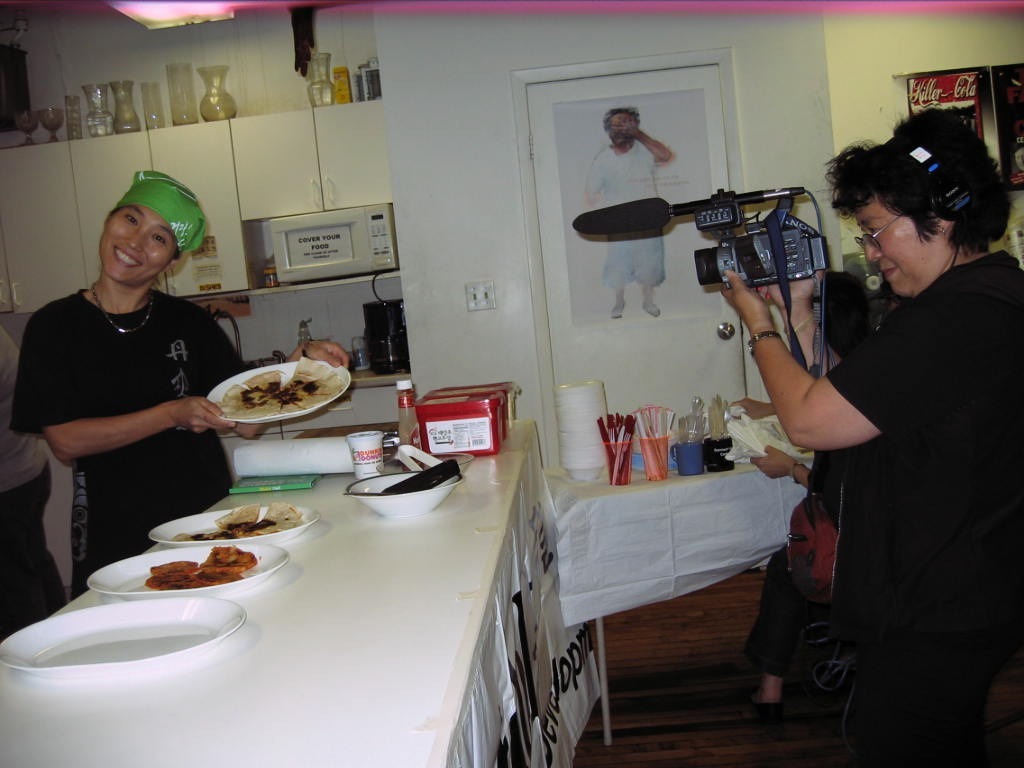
(12, 290), (246, 594)
(827, 252), (1024, 641)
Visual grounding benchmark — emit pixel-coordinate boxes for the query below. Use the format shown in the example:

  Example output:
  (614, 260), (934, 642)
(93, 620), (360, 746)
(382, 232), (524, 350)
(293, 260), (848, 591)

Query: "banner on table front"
(448, 425), (599, 768)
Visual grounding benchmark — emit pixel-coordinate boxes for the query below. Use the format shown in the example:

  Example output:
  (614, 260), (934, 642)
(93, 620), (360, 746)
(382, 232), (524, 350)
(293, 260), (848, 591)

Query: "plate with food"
(87, 544), (289, 600)
(209, 358), (351, 424)
(0, 597), (245, 678)
(149, 502), (319, 547)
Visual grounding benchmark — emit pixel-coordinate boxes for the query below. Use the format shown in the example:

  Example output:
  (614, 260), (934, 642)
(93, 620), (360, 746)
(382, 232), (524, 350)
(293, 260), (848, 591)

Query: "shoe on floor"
(750, 692), (784, 723)
(643, 300), (660, 317)
(611, 300), (625, 319)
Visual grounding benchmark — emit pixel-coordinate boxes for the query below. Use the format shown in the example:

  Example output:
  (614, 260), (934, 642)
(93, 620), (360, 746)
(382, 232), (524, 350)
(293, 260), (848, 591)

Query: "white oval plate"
(149, 506), (320, 548)
(208, 360), (352, 424)
(0, 597), (245, 678)
(87, 543), (289, 600)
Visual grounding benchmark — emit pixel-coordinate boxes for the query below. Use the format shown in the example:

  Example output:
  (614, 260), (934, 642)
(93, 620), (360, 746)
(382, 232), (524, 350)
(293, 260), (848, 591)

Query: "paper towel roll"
(233, 438), (354, 477)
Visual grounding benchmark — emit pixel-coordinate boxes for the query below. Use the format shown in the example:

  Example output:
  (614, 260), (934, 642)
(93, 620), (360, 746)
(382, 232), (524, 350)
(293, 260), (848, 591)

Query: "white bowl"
(345, 472), (463, 519)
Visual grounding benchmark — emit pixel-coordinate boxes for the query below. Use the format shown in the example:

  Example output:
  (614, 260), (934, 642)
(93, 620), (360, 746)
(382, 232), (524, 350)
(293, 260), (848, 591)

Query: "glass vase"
(109, 80), (141, 134)
(64, 95), (83, 140)
(81, 83), (114, 138)
(166, 62), (199, 126)
(141, 82), (165, 130)
(307, 52), (335, 108)
(197, 65), (237, 121)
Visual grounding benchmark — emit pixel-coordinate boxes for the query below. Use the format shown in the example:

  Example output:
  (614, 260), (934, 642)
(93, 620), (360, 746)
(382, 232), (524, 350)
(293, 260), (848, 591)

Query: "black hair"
(826, 108), (1009, 254)
(603, 106), (639, 133)
(823, 270), (870, 359)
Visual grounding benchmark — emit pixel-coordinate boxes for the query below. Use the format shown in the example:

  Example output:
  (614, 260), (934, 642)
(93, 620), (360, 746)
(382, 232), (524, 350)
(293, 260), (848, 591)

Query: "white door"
(520, 54), (747, 461)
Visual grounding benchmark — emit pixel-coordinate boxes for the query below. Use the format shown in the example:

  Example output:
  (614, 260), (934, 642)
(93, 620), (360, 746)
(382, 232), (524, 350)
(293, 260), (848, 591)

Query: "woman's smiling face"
(99, 204), (179, 288)
(856, 198), (952, 298)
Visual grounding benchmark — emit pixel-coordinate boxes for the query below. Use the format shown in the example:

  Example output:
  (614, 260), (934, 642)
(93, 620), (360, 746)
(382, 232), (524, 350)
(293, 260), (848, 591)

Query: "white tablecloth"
(547, 464), (807, 626)
(0, 422), (598, 768)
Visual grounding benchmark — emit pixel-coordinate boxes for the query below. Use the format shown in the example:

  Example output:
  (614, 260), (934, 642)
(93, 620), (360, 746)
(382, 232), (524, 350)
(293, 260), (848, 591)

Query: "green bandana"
(115, 170), (207, 253)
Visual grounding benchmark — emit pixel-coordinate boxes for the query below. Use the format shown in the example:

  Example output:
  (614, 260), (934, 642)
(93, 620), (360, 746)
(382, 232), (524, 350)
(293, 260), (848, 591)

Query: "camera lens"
(694, 247), (723, 285)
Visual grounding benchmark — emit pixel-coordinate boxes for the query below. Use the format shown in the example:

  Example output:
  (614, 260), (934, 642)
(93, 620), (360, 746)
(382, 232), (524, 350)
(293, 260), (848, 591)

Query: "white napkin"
(725, 414), (811, 463)
(233, 437), (354, 477)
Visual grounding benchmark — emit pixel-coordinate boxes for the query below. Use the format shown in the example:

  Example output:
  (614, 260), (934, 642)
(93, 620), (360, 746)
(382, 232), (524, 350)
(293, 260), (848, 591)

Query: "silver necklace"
(90, 283), (155, 334)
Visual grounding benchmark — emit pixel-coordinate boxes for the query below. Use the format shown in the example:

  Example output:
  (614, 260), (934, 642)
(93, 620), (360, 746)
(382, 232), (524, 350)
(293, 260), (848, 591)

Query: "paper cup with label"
(347, 430), (384, 479)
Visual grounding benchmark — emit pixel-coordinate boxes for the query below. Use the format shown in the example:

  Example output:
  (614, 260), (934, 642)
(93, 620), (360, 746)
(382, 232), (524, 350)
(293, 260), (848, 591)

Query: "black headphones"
(907, 144), (971, 219)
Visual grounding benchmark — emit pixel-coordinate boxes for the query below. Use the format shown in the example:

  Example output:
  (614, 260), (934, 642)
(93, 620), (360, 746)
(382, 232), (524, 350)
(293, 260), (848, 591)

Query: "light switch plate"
(465, 280), (496, 311)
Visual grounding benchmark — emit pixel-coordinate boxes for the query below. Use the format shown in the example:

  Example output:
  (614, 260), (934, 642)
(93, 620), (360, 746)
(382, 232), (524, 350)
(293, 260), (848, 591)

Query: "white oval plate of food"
(87, 543), (289, 600)
(208, 359), (351, 424)
(149, 502), (319, 548)
(0, 597), (245, 679)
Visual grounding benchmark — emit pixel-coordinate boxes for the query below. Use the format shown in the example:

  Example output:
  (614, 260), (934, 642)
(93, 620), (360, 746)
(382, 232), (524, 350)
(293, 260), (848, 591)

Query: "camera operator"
(721, 108), (1024, 766)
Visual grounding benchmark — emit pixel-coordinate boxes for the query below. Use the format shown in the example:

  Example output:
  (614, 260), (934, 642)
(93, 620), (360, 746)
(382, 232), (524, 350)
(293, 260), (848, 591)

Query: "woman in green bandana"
(12, 171), (348, 597)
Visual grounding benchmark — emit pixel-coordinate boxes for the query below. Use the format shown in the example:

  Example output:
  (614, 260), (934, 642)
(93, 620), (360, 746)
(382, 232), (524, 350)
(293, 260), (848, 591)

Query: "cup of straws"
(633, 405), (676, 482)
(597, 412), (635, 486)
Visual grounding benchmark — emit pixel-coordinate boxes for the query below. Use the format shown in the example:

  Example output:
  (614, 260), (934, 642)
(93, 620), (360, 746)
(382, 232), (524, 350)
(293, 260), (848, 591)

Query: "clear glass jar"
(81, 83), (114, 138)
(307, 52), (335, 108)
(140, 82), (165, 130)
(197, 65), (237, 121)
(109, 80), (141, 134)
(64, 94), (83, 140)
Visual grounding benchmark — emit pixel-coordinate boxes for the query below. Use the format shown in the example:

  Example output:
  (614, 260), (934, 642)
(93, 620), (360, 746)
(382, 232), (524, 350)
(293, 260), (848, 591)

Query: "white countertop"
(0, 425), (540, 768)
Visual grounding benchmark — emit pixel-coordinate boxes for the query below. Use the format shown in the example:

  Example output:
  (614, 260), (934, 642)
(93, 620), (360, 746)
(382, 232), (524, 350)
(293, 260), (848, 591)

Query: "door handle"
(717, 321), (735, 340)
(11, 281), (20, 309)
(323, 176), (336, 208)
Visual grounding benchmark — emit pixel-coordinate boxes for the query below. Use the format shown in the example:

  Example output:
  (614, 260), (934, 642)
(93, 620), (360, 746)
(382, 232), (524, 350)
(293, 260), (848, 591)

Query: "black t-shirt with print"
(12, 290), (246, 594)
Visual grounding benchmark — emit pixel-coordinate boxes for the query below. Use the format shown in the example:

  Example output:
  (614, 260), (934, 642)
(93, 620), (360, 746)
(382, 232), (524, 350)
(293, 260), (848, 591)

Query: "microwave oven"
(269, 204), (398, 284)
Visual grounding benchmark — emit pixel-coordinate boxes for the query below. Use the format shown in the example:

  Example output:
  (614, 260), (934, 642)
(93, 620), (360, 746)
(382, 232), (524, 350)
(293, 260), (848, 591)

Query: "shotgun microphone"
(571, 188), (807, 236)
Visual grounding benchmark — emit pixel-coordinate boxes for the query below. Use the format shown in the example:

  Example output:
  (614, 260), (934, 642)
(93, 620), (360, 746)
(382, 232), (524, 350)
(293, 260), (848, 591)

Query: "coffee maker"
(363, 299), (409, 374)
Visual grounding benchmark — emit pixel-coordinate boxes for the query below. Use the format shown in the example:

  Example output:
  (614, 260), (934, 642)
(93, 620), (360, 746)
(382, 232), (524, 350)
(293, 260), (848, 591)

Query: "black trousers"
(854, 621), (1023, 767)
(745, 546), (830, 677)
(0, 464), (66, 639)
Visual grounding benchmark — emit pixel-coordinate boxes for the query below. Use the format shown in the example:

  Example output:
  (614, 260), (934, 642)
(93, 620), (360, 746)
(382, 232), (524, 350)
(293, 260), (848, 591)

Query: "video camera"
(571, 186), (828, 289)
(691, 190), (827, 288)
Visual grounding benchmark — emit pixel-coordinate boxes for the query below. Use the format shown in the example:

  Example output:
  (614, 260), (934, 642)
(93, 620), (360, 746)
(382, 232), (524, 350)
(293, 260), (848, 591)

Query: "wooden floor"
(571, 570), (1024, 767)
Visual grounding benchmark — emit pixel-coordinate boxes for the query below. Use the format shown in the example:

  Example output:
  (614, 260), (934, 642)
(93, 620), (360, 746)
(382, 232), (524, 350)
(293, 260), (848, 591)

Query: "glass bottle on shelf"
(166, 62), (199, 126)
(307, 52), (335, 108)
(197, 65), (237, 121)
(396, 379), (419, 447)
(109, 80), (141, 134)
(81, 83), (114, 137)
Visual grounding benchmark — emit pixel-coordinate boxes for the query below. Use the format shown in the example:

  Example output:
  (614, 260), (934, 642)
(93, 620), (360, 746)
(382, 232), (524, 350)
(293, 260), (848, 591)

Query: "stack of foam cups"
(554, 379), (608, 481)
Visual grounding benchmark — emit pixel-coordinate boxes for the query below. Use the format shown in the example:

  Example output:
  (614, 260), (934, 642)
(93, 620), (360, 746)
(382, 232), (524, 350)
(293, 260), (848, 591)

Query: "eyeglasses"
(854, 214), (903, 252)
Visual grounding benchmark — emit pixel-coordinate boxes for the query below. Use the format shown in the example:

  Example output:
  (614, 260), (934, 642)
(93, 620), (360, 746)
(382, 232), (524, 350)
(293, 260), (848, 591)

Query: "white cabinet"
(67, 123), (249, 297)
(70, 131), (153, 278)
(149, 121), (249, 296)
(231, 101), (391, 220)
(0, 142), (87, 313)
(313, 101), (392, 211)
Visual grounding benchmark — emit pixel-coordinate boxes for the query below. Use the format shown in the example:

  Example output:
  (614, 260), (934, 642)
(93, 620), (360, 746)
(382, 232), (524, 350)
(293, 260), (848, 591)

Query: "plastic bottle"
(397, 379), (418, 446)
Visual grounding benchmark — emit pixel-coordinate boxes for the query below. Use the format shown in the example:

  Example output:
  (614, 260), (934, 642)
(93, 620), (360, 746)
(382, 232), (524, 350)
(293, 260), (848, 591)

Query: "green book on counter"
(229, 474), (322, 494)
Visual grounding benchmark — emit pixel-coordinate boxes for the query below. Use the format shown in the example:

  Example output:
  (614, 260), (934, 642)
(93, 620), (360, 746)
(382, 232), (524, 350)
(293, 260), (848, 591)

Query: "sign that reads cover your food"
(286, 224), (356, 266)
